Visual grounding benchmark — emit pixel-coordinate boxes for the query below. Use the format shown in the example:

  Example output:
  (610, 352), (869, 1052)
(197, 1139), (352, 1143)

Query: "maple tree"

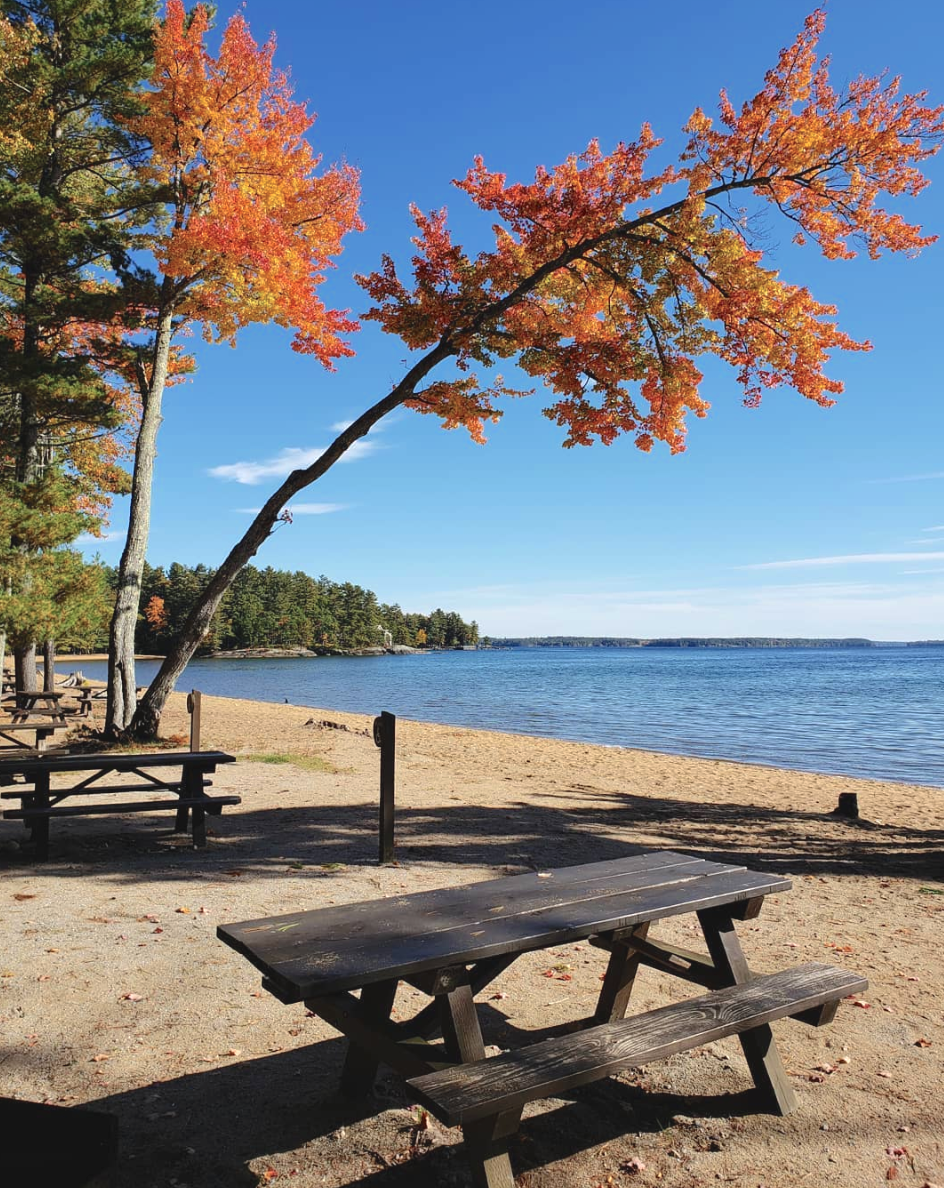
(103, 0), (362, 732)
(127, 9), (942, 738)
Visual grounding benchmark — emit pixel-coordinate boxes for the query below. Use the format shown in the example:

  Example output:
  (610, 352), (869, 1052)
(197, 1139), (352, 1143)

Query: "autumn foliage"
(359, 11), (943, 453)
(131, 0), (363, 362)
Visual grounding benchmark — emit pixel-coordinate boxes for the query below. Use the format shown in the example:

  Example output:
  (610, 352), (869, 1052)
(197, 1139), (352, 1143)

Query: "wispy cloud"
(75, 530), (124, 546)
(868, 472), (944, 484)
(922, 525), (944, 532)
(209, 441), (377, 485)
(423, 575), (944, 639)
(740, 552), (944, 570)
(236, 503), (347, 515)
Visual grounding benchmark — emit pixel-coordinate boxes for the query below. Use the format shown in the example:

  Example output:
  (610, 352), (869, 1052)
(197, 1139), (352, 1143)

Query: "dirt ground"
(0, 689), (942, 1188)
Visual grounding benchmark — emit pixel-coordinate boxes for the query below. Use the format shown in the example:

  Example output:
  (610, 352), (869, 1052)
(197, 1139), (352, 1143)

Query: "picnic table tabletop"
(0, 749), (235, 778)
(219, 851), (791, 1002)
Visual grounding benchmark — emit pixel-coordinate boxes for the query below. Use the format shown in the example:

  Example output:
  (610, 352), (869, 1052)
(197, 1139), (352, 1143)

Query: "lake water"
(71, 646), (944, 787)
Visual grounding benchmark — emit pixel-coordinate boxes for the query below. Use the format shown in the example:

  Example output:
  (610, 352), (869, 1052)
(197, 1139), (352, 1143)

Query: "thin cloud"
(868, 472), (944, 484)
(741, 552), (944, 570)
(236, 503), (346, 515)
(75, 530), (124, 546)
(904, 536), (944, 545)
(209, 441), (377, 485)
(922, 525), (944, 532)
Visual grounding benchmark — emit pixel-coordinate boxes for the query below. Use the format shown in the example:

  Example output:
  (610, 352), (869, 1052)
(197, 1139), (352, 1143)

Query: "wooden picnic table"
(7, 689), (69, 723)
(219, 851), (866, 1187)
(0, 750), (240, 860)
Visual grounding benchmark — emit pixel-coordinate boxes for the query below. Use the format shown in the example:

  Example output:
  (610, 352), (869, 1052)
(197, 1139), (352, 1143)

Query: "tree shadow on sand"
(1, 783), (941, 882)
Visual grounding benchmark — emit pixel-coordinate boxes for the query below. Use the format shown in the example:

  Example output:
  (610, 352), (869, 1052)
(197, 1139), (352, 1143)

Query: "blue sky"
(79, 0), (944, 640)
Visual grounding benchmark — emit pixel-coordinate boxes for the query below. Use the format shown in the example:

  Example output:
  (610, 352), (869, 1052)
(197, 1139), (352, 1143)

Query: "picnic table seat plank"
(407, 962), (868, 1127)
(2, 779), (212, 799)
(220, 866), (791, 1002)
(4, 795), (240, 819)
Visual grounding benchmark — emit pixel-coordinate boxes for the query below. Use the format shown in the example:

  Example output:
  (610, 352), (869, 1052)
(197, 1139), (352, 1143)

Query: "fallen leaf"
(887, 1168), (899, 1181)
(224, 1048), (242, 1057)
(914, 1038), (932, 1048)
(13, 893), (36, 901)
(90, 1054), (109, 1063)
(808, 1073), (826, 1083)
(261, 1170), (279, 1183)
(489, 992), (507, 1001)
(852, 999), (872, 1009)
(199, 906), (210, 914)
(886, 1147), (910, 1158)
(175, 907), (191, 914)
(37, 974), (51, 982)
(120, 992), (144, 1002)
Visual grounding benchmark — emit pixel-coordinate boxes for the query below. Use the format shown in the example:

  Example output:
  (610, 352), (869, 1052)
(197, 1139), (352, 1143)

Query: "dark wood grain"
(407, 963), (868, 1126)
(3, 795), (240, 819)
(0, 750), (234, 776)
(219, 864), (790, 1001)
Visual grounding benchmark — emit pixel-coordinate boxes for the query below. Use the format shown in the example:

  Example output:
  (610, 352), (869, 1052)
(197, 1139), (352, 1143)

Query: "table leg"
(697, 905), (797, 1115)
(338, 978), (399, 1098)
(31, 770), (50, 861)
(437, 976), (520, 1188)
(594, 922), (650, 1023)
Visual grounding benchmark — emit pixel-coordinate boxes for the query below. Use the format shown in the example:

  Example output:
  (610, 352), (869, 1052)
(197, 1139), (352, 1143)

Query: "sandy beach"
(1, 689), (941, 1187)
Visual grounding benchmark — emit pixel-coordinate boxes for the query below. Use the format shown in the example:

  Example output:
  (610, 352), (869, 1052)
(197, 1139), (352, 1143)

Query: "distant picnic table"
(0, 749), (239, 859)
(0, 690), (72, 752)
(219, 850), (867, 1187)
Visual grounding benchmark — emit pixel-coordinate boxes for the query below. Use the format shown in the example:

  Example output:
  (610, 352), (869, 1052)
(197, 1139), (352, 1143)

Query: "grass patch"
(240, 751), (340, 774)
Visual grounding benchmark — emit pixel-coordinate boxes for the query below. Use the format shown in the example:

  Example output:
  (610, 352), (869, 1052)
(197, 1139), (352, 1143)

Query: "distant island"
(485, 636), (943, 649)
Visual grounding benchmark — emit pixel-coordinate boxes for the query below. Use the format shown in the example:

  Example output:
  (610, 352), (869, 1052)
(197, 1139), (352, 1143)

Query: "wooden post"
(373, 711), (396, 864)
(187, 689), (202, 752)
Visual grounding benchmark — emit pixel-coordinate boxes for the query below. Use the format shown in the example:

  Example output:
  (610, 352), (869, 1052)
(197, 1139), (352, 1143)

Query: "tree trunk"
(128, 348), (452, 739)
(105, 298), (175, 736)
(15, 644), (37, 693)
(43, 639), (56, 691)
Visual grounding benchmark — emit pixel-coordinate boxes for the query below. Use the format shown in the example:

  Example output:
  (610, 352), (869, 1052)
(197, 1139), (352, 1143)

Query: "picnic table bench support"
(697, 902), (797, 1115)
(408, 962), (866, 1186)
(594, 921), (650, 1023)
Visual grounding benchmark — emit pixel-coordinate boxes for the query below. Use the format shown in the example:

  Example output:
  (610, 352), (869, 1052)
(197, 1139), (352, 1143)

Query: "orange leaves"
(358, 9), (941, 455)
(133, 0), (362, 362)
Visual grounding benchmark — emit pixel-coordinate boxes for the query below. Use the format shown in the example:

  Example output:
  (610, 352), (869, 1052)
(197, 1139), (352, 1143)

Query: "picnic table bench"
(0, 749), (239, 859)
(219, 850), (866, 1187)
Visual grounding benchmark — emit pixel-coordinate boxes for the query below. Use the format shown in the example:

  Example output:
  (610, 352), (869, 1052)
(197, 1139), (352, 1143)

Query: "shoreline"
(1, 686), (942, 1187)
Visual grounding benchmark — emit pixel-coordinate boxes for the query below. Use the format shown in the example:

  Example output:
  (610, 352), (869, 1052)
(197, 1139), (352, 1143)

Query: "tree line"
(131, 563), (479, 654)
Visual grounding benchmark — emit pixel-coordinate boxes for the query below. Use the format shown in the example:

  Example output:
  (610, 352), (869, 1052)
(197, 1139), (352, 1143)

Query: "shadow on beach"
(1, 787), (941, 883)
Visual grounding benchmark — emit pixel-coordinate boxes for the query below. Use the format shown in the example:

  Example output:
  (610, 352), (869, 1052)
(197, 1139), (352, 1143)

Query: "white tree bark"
(105, 298), (175, 734)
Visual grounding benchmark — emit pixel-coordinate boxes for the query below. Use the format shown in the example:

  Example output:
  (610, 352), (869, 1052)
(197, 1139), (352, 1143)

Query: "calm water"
(72, 647), (944, 787)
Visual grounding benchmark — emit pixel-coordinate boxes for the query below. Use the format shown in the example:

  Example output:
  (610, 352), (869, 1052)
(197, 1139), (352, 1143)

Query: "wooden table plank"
(0, 750), (234, 776)
(217, 850), (712, 950)
(220, 864), (791, 1001)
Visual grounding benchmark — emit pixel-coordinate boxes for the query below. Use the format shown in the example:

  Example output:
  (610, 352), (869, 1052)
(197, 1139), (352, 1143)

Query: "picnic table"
(0, 750), (240, 860)
(8, 689), (69, 722)
(218, 850), (866, 1187)
(0, 695), (70, 751)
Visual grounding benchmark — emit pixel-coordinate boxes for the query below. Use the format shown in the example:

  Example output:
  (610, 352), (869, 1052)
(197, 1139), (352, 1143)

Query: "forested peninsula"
(101, 563), (479, 656)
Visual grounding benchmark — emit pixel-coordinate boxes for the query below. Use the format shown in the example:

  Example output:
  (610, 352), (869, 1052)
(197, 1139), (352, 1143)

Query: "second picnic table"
(0, 749), (239, 859)
(219, 850), (866, 1187)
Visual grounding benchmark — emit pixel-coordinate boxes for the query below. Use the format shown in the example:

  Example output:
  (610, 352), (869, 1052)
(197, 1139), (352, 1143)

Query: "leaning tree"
(130, 9), (942, 738)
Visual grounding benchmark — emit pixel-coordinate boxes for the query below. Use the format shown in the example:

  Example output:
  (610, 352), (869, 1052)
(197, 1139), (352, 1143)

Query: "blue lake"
(72, 646), (944, 787)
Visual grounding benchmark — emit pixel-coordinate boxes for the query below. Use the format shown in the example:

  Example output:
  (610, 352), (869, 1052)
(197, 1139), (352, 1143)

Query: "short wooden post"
(187, 690), (202, 752)
(373, 710), (396, 864)
(834, 792), (859, 818)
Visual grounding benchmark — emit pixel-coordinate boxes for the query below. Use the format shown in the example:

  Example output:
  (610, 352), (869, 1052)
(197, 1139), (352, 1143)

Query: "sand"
(0, 689), (942, 1188)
